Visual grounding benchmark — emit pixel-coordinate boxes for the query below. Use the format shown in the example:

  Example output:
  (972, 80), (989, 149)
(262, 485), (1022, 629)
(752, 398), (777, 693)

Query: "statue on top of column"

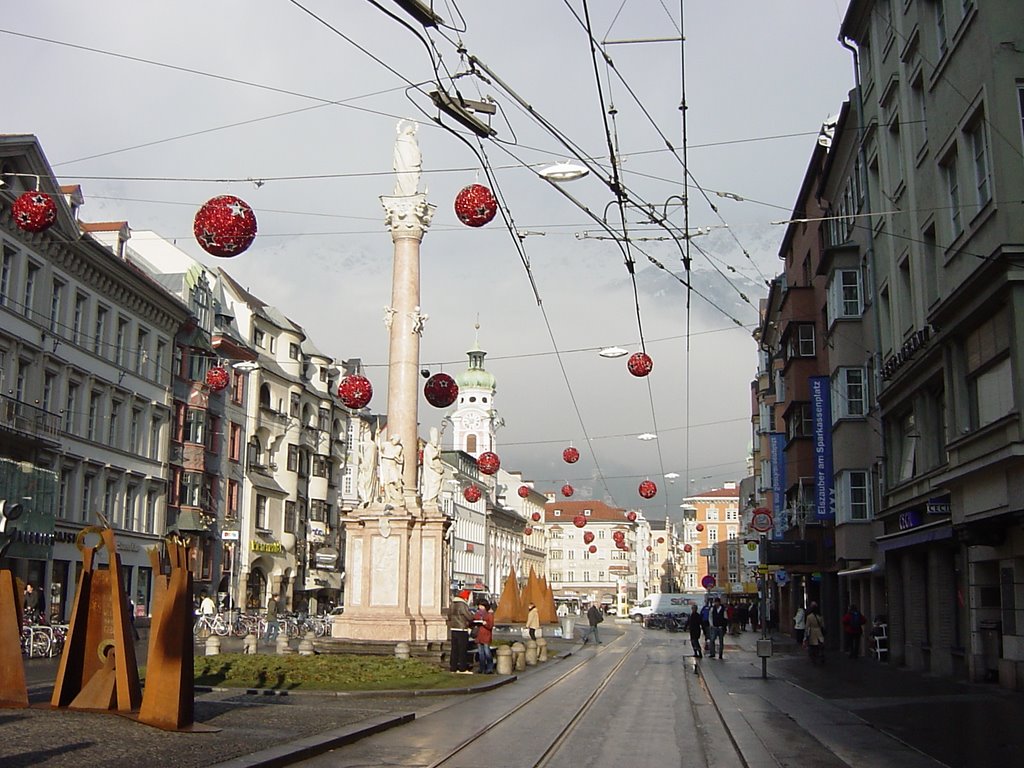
(420, 427), (443, 505)
(393, 120), (422, 197)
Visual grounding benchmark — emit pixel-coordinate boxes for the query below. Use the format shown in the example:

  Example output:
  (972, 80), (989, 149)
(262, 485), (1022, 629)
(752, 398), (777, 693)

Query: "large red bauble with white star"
(454, 184), (497, 227)
(464, 484), (482, 503)
(193, 195), (257, 257)
(531, 512), (541, 522)
(588, 545), (597, 554)
(518, 485), (531, 499)
(626, 510), (638, 522)
(12, 191), (57, 233)
(337, 374), (373, 409)
(638, 480), (657, 499)
(477, 451), (500, 475)
(424, 373), (458, 408)
(205, 366), (230, 392)
(561, 484), (574, 498)
(572, 514), (586, 528)
(627, 352), (653, 377)
(583, 531), (594, 544)
(562, 446), (579, 464)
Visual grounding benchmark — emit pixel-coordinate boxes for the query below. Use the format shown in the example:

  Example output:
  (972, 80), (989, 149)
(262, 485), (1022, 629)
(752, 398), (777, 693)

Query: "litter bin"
(979, 620), (1002, 681)
(560, 615), (576, 640)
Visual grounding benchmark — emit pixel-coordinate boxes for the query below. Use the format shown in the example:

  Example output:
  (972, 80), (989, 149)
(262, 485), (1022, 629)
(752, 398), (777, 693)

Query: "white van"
(630, 593), (703, 623)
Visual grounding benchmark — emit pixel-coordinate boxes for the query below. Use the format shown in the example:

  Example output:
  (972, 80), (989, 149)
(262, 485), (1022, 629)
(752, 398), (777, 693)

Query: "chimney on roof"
(60, 185), (84, 221)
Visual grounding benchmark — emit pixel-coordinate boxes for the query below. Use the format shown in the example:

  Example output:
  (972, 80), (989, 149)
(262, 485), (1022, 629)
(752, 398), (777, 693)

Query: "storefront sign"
(250, 540), (283, 554)
(221, 530), (240, 541)
(898, 509), (923, 531)
(881, 326), (930, 380)
(926, 496), (952, 516)
(116, 540), (141, 553)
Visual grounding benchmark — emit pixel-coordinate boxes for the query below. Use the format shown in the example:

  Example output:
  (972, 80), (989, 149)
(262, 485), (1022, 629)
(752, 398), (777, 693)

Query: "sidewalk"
(698, 630), (1024, 768)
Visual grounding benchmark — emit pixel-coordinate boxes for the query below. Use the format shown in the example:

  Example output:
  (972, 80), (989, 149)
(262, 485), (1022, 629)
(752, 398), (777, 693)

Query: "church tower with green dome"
(451, 331), (500, 458)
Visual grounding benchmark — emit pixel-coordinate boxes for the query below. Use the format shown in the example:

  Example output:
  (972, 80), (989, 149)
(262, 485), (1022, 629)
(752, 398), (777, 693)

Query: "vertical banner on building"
(809, 376), (835, 520)
(770, 432), (786, 538)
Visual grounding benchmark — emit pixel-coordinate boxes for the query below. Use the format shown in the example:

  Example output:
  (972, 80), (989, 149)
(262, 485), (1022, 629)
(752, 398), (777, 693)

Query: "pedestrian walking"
(749, 600), (760, 631)
(688, 604), (703, 658)
(447, 589), (474, 673)
(581, 603), (604, 644)
(23, 582), (41, 624)
(700, 600), (712, 655)
(526, 602), (540, 641)
(473, 599), (495, 674)
(804, 602), (825, 665)
(710, 597), (728, 659)
(728, 601), (740, 635)
(737, 602), (749, 632)
(793, 605), (806, 646)
(842, 603), (867, 659)
(264, 595), (281, 644)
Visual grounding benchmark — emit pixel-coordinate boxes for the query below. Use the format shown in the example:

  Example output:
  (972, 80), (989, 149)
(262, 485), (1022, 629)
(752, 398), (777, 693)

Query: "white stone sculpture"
(420, 427), (443, 505)
(393, 120), (422, 197)
(379, 433), (405, 505)
(357, 431), (379, 507)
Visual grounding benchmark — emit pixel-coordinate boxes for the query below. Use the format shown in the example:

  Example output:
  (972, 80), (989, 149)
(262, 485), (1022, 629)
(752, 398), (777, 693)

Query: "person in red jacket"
(473, 599), (496, 674)
(842, 603), (867, 659)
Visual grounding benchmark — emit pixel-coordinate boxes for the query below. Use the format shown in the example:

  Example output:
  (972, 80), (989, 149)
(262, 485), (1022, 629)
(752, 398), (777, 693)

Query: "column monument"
(333, 121), (449, 643)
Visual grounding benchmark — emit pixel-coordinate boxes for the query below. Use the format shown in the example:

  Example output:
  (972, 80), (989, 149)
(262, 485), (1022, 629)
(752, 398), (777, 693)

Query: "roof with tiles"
(544, 499), (632, 524)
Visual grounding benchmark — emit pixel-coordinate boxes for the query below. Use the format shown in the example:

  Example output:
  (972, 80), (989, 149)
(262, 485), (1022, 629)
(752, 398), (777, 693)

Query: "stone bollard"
(511, 641), (526, 672)
(525, 639), (538, 666)
(205, 634), (221, 656)
(537, 637), (548, 662)
(243, 633), (258, 654)
(298, 631), (316, 657)
(395, 641), (410, 660)
(276, 634), (293, 655)
(495, 644), (513, 675)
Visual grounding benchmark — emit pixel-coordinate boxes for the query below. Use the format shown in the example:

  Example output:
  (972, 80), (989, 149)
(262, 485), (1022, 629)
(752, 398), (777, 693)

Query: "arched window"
(466, 434), (477, 453)
(259, 383), (271, 410)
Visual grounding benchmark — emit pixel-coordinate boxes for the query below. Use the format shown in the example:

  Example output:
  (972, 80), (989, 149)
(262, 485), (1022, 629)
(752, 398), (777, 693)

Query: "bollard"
(495, 644), (513, 675)
(395, 641), (410, 660)
(525, 639), (538, 666)
(298, 631), (316, 657)
(511, 641), (526, 672)
(205, 634), (221, 656)
(537, 637), (548, 662)
(243, 633), (258, 655)
(276, 634), (293, 655)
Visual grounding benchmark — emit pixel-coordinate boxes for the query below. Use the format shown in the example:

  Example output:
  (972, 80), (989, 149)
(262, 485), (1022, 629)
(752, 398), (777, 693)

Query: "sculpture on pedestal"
(379, 433), (405, 506)
(357, 431), (379, 507)
(393, 120), (422, 197)
(420, 427), (443, 505)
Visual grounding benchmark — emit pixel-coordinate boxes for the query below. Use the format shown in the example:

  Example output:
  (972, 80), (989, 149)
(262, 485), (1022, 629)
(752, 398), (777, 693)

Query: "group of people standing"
(446, 589), (496, 674)
(794, 601), (867, 664)
(686, 597), (763, 659)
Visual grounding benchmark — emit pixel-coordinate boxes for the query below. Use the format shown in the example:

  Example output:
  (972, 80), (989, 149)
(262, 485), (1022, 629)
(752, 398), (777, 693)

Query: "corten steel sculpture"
(138, 538), (208, 731)
(0, 570), (28, 707)
(51, 525), (141, 712)
(493, 566), (522, 625)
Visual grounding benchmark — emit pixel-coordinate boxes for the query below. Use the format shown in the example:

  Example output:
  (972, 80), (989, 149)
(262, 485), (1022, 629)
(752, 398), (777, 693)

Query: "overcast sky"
(5, 1), (855, 520)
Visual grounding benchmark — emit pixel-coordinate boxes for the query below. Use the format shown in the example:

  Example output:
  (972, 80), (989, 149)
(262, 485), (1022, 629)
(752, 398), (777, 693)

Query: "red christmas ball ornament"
(518, 485), (531, 499)
(524, 526), (533, 536)
(572, 514), (587, 528)
(583, 531), (595, 544)
(423, 373), (459, 408)
(646, 545), (653, 552)
(626, 510), (638, 522)
(627, 352), (654, 377)
(657, 537), (665, 544)
(561, 483), (574, 498)
(696, 523), (705, 532)
(477, 451), (501, 475)
(531, 511), (542, 522)
(638, 480), (657, 499)
(463, 484), (482, 503)
(588, 544), (597, 554)
(193, 195), (258, 257)
(205, 366), (230, 392)
(612, 530), (625, 542)
(684, 543), (693, 553)
(454, 183), (498, 227)
(12, 191), (57, 233)
(337, 374), (373, 409)
(562, 446), (580, 464)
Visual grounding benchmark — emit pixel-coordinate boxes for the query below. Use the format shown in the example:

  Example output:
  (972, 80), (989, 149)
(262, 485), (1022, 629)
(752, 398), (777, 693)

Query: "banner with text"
(809, 375), (835, 520)
(770, 431), (786, 538)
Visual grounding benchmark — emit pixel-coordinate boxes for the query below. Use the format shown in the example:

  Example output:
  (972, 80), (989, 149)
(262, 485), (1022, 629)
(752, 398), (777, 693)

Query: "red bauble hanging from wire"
(205, 366), (230, 392)
(561, 484), (574, 498)
(531, 511), (541, 522)
(518, 485), (531, 499)
(337, 374), (373, 409)
(193, 195), (257, 257)
(454, 183), (498, 227)
(423, 373), (459, 408)
(12, 191), (57, 233)
(612, 530), (625, 542)
(583, 531), (595, 544)
(463, 484), (482, 503)
(477, 451), (500, 475)
(626, 510), (638, 522)
(646, 545), (653, 552)
(524, 526), (533, 536)
(627, 352), (653, 377)
(657, 537), (665, 544)
(562, 446), (580, 464)
(638, 480), (657, 499)
(572, 514), (586, 528)
(683, 543), (693, 553)
(588, 544), (597, 554)
(696, 523), (705, 532)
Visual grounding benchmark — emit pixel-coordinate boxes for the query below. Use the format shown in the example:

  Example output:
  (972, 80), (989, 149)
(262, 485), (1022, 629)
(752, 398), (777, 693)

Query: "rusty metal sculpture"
(138, 537), (210, 731)
(0, 570), (28, 707)
(51, 525), (141, 712)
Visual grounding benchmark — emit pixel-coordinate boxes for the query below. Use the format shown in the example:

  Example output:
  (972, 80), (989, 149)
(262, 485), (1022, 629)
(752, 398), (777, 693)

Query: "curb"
(210, 711), (415, 768)
(696, 654), (777, 768)
(195, 674), (517, 698)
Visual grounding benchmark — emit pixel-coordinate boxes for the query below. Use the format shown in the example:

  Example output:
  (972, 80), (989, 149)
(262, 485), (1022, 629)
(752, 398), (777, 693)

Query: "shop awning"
(876, 520), (952, 552)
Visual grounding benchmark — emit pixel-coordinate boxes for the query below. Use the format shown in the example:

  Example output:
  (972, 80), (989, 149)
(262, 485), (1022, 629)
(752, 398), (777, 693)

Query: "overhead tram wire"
(678, 0), (694, 519)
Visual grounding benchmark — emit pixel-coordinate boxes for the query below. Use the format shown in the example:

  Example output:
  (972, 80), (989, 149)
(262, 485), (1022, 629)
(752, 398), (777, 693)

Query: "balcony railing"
(0, 395), (61, 442)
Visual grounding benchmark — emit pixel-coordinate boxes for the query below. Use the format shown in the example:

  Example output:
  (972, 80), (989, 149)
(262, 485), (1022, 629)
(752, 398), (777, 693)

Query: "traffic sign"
(701, 574), (717, 590)
(775, 568), (789, 585)
(751, 509), (773, 533)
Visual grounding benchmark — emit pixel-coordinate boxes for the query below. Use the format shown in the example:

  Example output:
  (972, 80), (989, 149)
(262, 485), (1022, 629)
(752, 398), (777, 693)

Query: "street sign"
(751, 509), (773, 533)
(775, 568), (789, 585)
(756, 564), (781, 574)
(701, 574), (717, 590)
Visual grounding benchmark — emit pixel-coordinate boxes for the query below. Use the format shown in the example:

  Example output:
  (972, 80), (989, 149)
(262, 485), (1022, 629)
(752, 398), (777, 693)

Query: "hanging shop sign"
(251, 540), (284, 554)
